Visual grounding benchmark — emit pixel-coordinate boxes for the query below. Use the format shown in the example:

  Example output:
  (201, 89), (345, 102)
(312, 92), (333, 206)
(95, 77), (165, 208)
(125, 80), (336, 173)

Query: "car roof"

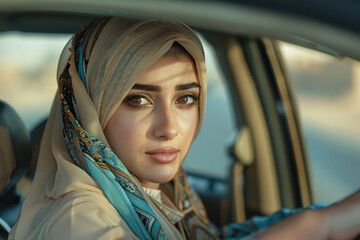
(0, 0), (359, 60)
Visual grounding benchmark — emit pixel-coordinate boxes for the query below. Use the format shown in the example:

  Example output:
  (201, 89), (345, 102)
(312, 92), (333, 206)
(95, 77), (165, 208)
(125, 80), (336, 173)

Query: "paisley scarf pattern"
(174, 171), (218, 238)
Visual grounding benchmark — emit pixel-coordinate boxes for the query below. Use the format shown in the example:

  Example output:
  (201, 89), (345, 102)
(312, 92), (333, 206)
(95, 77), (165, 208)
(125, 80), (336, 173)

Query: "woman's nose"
(153, 104), (178, 140)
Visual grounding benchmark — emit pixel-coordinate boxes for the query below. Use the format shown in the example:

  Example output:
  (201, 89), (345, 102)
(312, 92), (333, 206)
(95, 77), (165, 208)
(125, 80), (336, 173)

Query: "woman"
(10, 17), (360, 240)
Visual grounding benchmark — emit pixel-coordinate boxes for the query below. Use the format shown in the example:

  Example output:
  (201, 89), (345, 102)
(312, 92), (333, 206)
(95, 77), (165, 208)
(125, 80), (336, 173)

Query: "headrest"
(0, 101), (31, 197)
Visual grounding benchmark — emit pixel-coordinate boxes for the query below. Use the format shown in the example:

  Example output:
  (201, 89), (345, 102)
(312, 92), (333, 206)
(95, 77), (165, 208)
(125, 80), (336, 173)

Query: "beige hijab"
(9, 17), (207, 240)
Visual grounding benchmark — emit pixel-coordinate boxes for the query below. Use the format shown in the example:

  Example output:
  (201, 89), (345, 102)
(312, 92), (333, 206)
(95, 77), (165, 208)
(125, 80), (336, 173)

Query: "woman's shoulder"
(10, 189), (137, 240)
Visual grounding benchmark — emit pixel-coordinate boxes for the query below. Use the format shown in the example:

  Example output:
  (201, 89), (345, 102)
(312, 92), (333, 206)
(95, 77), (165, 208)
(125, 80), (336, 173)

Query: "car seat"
(0, 100), (32, 239)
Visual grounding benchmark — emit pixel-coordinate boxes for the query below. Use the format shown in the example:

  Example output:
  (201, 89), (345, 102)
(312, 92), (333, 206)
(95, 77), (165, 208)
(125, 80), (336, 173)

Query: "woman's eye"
(176, 94), (198, 105)
(126, 95), (152, 107)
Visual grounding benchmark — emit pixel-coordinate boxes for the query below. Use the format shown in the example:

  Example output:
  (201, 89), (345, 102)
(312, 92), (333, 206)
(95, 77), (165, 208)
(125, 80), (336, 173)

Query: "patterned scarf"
(59, 17), (218, 239)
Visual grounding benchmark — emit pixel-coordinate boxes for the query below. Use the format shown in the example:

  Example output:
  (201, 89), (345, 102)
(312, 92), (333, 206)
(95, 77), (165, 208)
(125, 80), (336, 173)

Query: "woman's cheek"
(118, 117), (143, 140)
(178, 108), (198, 140)
(121, 110), (153, 141)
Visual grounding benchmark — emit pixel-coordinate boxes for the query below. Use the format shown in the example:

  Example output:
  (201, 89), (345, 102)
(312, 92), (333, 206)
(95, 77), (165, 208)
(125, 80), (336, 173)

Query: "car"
(0, 0), (359, 238)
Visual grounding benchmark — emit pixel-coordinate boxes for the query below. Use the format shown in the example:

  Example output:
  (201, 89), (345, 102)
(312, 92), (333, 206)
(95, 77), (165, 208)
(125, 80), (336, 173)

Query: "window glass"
(0, 32), (236, 180)
(0, 32), (70, 130)
(278, 42), (360, 203)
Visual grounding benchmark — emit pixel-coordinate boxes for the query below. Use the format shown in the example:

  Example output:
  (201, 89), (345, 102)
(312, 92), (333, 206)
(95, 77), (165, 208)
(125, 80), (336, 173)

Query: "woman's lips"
(146, 148), (179, 164)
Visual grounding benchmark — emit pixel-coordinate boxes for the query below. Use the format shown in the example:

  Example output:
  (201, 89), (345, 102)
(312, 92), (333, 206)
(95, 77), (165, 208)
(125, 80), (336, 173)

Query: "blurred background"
(0, 32), (359, 204)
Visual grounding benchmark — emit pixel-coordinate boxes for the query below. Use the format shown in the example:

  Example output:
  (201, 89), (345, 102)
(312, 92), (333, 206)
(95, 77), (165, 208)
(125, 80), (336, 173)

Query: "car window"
(0, 32), (71, 130)
(0, 32), (235, 180)
(278, 41), (360, 203)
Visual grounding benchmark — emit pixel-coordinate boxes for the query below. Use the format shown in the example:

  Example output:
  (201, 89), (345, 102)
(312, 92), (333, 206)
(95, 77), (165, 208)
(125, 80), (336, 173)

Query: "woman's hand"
(257, 190), (360, 240)
(320, 189), (360, 239)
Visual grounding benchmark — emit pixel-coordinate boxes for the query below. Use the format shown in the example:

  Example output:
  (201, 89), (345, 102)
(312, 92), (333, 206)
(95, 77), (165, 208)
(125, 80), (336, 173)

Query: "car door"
(203, 33), (313, 224)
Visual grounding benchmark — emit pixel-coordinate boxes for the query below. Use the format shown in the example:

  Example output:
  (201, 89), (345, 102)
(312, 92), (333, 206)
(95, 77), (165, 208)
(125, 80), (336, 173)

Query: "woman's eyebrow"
(132, 84), (160, 92)
(175, 82), (200, 91)
(132, 82), (200, 92)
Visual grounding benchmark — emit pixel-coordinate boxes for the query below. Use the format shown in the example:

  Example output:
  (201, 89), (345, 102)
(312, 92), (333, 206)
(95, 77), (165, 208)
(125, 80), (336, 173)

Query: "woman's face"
(104, 52), (199, 189)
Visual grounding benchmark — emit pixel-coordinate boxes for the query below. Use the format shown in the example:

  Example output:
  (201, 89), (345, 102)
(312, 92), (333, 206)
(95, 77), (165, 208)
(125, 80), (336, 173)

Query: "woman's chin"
(152, 173), (176, 184)
(140, 171), (178, 188)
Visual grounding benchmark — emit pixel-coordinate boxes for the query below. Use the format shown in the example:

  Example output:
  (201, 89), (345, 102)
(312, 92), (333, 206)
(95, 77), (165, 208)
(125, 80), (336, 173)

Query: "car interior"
(0, 26), (314, 238)
(0, 0), (359, 239)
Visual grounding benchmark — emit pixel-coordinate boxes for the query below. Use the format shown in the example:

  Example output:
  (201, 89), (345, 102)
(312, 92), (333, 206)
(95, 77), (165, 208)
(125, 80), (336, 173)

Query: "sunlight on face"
(104, 52), (199, 189)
